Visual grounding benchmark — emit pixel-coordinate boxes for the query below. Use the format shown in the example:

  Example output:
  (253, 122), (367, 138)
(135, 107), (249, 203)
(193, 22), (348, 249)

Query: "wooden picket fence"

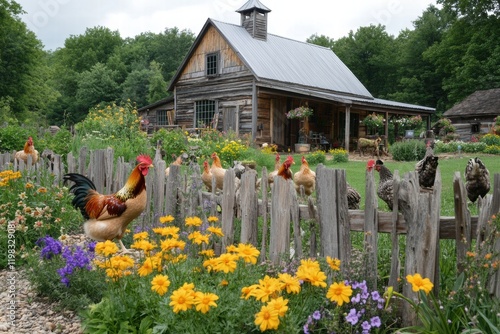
(1, 148), (499, 325)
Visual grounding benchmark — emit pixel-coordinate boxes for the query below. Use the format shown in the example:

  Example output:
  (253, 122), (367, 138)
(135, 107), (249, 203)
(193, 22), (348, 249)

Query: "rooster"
(267, 153), (281, 184)
(165, 154), (183, 177)
(15, 136), (39, 163)
(293, 156), (316, 196)
(370, 159), (395, 210)
(63, 155), (154, 252)
(465, 157), (490, 203)
(415, 143), (439, 189)
(276, 155), (294, 180)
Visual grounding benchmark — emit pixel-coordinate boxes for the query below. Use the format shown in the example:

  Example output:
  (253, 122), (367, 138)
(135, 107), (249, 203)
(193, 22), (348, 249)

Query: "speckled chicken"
(465, 157), (490, 203)
(346, 183), (361, 210)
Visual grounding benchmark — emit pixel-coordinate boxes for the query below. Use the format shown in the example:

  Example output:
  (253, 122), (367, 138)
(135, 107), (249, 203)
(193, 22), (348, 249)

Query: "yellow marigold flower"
(297, 258), (321, 273)
(235, 243), (260, 264)
(185, 216), (202, 227)
(277, 273), (301, 294)
(207, 226), (224, 237)
(109, 255), (135, 270)
(133, 231), (149, 240)
(169, 288), (195, 313)
(406, 273), (434, 294)
(203, 258), (218, 272)
(220, 279), (229, 286)
(151, 274), (171, 296)
(308, 269), (327, 288)
(214, 253), (238, 273)
(159, 215), (175, 224)
(194, 291), (219, 314)
(326, 256), (341, 271)
(95, 240), (119, 256)
(25, 183), (34, 189)
(138, 258), (155, 277)
(251, 276), (282, 302)
(226, 244), (238, 253)
(326, 282), (352, 306)
(267, 297), (289, 317)
(199, 249), (215, 257)
(37, 187), (47, 193)
(207, 216), (219, 223)
(254, 304), (280, 332)
(188, 231), (210, 245)
(161, 238), (186, 252)
(131, 239), (156, 253)
(153, 226), (180, 237)
(241, 285), (258, 299)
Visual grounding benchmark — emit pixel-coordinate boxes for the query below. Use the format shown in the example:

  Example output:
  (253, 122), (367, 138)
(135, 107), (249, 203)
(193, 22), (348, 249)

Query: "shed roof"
(443, 88), (500, 117)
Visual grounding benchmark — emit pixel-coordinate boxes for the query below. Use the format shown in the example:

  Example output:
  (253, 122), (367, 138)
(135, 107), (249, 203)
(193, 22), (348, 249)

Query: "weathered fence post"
(152, 156), (166, 222)
(388, 170), (401, 290)
(290, 181), (302, 260)
(269, 176), (293, 265)
(240, 169), (258, 245)
(165, 164), (181, 218)
(221, 168), (236, 250)
(364, 166), (378, 289)
(453, 171), (472, 273)
(316, 165), (351, 271)
(78, 146), (88, 175)
(259, 167), (269, 263)
(402, 170), (441, 326)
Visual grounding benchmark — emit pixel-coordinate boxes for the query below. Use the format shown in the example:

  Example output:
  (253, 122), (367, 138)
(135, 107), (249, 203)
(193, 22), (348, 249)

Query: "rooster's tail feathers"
(63, 173), (96, 219)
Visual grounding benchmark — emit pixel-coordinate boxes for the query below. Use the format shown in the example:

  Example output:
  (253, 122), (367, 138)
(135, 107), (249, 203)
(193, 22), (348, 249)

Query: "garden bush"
(481, 133), (500, 146)
(389, 140), (426, 161)
(149, 128), (189, 163)
(306, 150), (326, 164)
(328, 148), (349, 163)
(0, 125), (33, 152)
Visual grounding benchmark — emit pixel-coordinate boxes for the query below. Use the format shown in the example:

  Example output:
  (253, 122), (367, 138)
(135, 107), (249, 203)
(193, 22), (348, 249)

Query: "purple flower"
(36, 236), (63, 259)
(371, 291), (381, 301)
(57, 242), (95, 287)
(312, 310), (321, 320)
(370, 316), (381, 328)
(346, 308), (359, 325)
(362, 321), (371, 331)
(352, 293), (361, 303)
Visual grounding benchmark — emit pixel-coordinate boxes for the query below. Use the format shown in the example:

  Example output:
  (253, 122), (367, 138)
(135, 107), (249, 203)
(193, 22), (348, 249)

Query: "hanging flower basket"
(286, 106), (313, 119)
(362, 112), (384, 129)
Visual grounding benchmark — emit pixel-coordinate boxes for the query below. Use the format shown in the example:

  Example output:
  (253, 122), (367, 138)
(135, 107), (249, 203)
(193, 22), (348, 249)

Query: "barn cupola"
(236, 0), (271, 41)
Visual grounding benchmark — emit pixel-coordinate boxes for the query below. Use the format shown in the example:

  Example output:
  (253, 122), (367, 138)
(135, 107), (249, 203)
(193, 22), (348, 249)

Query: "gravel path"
(0, 269), (83, 333)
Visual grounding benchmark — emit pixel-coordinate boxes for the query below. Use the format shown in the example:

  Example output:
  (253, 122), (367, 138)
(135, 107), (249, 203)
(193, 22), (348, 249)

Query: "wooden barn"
(443, 88), (500, 141)
(147, 0), (435, 151)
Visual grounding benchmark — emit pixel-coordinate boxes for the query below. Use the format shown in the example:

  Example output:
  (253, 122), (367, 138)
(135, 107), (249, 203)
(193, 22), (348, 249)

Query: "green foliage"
(390, 140), (426, 161)
(0, 125), (32, 152)
(328, 148), (349, 163)
(0, 169), (80, 268)
(73, 101), (150, 160)
(38, 128), (73, 157)
(218, 139), (248, 165)
(150, 128), (189, 163)
(484, 145), (500, 155)
(481, 133), (500, 146)
(306, 150), (326, 164)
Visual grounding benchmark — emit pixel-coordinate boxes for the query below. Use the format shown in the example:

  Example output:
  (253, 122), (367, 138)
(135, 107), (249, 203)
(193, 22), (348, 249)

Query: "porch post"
(251, 80), (257, 141)
(344, 105), (351, 152)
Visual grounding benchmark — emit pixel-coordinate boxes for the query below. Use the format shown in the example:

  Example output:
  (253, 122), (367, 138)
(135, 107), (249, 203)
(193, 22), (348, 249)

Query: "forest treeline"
(1, 0), (499, 127)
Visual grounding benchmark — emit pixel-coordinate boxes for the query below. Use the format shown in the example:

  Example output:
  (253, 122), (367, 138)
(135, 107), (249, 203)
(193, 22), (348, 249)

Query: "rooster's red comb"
(137, 154), (153, 165)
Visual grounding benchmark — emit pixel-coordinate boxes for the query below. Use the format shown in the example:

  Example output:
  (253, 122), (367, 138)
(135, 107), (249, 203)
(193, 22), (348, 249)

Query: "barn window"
(206, 52), (219, 77)
(157, 110), (168, 126)
(195, 100), (216, 128)
(471, 123), (480, 133)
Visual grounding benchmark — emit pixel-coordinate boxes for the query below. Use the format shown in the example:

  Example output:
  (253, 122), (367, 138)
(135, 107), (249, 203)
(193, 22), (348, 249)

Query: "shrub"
(218, 139), (249, 166)
(458, 141), (487, 153)
(38, 128), (73, 157)
(484, 145), (500, 155)
(390, 140), (426, 161)
(0, 125), (33, 152)
(150, 128), (189, 163)
(306, 150), (326, 164)
(328, 148), (349, 163)
(481, 133), (500, 146)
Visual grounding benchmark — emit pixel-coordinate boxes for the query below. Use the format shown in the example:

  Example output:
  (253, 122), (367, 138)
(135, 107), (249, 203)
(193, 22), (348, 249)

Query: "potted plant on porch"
(287, 105), (314, 153)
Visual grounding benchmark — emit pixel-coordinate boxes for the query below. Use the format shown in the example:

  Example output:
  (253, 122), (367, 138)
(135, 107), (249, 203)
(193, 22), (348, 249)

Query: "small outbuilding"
(443, 88), (500, 141)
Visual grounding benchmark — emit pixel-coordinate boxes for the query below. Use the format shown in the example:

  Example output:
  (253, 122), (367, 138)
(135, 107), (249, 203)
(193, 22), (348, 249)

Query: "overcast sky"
(16, 0), (436, 51)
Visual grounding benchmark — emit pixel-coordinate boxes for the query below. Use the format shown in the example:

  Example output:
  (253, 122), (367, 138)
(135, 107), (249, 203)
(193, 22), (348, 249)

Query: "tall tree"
(437, 0), (500, 19)
(147, 61), (168, 104)
(332, 25), (398, 98)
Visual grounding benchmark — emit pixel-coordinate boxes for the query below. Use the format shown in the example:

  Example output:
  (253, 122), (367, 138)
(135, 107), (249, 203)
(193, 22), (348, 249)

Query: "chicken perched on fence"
(415, 143), (439, 189)
(277, 155), (294, 180)
(210, 152), (226, 191)
(465, 157), (490, 203)
(15, 136), (39, 163)
(165, 154), (183, 177)
(346, 183), (361, 210)
(63, 154), (154, 252)
(293, 156), (316, 196)
(369, 159), (395, 210)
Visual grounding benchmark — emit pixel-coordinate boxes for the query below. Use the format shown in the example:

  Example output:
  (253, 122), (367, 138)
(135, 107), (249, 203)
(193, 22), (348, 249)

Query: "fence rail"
(1, 148), (499, 325)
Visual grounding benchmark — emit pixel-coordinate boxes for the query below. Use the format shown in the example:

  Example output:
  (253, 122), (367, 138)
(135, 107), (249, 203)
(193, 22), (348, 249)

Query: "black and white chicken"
(372, 159), (395, 210)
(415, 144), (439, 188)
(347, 183), (361, 210)
(465, 157), (490, 203)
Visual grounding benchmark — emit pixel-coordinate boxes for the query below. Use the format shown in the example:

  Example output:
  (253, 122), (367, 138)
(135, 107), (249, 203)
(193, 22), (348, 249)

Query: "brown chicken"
(165, 154), (183, 177)
(201, 160), (214, 190)
(293, 156), (316, 196)
(210, 152), (226, 191)
(15, 136), (39, 163)
(277, 155), (294, 180)
(267, 153), (281, 184)
(63, 155), (154, 252)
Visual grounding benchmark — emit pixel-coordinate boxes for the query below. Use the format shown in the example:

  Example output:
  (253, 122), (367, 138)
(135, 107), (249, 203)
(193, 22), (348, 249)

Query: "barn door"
(222, 106), (238, 134)
(271, 99), (285, 146)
